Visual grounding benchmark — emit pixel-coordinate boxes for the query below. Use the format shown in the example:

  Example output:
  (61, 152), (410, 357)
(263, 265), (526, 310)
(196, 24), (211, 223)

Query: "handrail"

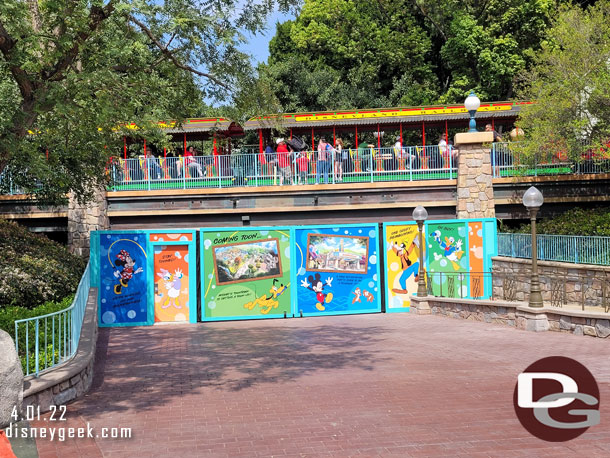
(14, 262), (91, 377)
(491, 142), (610, 178)
(498, 233), (610, 266)
(105, 145), (458, 192)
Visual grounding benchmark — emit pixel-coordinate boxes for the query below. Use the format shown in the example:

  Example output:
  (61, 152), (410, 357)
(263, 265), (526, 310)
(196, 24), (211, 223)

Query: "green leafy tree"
(416, 0), (563, 102)
(0, 0), (298, 204)
(263, 0), (437, 111)
(264, 0), (569, 111)
(516, 1), (610, 163)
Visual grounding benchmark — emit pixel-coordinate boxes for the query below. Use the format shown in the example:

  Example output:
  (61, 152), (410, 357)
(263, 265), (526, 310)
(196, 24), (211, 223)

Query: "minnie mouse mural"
(113, 249), (144, 294)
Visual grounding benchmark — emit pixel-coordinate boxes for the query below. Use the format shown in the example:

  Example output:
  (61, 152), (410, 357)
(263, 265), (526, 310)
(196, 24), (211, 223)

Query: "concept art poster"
(294, 225), (381, 316)
(201, 228), (292, 320)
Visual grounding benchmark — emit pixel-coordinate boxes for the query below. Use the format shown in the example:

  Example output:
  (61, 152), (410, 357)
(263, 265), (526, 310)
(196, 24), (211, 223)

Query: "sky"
(239, 10), (293, 64)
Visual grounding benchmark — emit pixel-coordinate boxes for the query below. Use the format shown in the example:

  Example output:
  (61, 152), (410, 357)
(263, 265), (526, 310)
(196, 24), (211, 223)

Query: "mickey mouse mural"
(294, 224), (381, 316)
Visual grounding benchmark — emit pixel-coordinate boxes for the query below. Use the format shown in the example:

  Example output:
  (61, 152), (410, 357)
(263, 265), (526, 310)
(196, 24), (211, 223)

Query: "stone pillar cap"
(454, 131), (494, 146)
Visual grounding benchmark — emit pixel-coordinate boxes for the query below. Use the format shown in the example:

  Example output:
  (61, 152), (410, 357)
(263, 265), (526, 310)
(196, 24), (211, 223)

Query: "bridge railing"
(491, 142), (610, 178)
(14, 262), (90, 377)
(498, 233), (610, 266)
(0, 166), (28, 195)
(107, 146), (457, 191)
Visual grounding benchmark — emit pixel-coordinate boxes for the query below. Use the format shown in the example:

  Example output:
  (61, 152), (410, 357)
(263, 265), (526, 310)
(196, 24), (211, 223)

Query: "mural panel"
(201, 228), (292, 320)
(153, 244), (191, 322)
(294, 225), (381, 316)
(427, 222), (469, 298)
(384, 224), (425, 312)
(99, 233), (149, 326)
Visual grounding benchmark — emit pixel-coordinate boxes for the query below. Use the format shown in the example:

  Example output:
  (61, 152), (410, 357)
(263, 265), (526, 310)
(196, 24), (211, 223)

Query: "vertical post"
(218, 152), (222, 188)
(290, 128), (293, 140)
(422, 121), (426, 146)
(355, 126), (358, 149)
(183, 133), (186, 156)
(123, 136), (127, 160)
(417, 221), (427, 297)
(144, 138), (150, 189)
(529, 207), (543, 307)
(35, 319), (39, 376)
(370, 146), (373, 183)
(258, 128), (263, 154)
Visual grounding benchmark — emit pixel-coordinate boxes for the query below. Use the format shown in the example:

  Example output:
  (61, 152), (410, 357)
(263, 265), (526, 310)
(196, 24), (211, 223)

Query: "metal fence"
(426, 268), (610, 312)
(14, 262), (90, 377)
(498, 233), (610, 266)
(491, 142), (610, 178)
(107, 146), (457, 191)
(0, 166), (27, 195)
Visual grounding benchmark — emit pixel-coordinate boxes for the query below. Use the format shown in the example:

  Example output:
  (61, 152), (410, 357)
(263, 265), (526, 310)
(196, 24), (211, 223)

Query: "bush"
(0, 295), (74, 373)
(0, 219), (86, 309)
(500, 207), (610, 236)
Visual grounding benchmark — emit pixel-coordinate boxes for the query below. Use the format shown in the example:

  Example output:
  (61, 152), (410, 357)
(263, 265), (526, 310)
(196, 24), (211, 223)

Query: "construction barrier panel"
(200, 226), (293, 321)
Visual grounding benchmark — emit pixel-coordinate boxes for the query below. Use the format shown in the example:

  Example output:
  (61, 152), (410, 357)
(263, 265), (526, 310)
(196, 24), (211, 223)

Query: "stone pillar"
(68, 187), (109, 259)
(454, 132), (496, 219)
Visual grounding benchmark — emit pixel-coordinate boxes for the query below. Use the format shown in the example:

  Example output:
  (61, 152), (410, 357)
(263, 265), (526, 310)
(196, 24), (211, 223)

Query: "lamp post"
(412, 205), (428, 297)
(523, 186), (544, 308)
(464, 91), (481, 133)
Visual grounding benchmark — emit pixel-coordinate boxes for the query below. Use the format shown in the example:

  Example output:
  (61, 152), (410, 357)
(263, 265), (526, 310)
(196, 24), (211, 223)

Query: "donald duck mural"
(431, 230), (464, 270)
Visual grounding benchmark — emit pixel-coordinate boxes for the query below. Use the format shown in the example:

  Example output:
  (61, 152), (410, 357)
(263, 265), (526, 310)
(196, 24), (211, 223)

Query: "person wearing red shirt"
(178, 145), (204, 178)
(276, 138), (292, 185)
(296, 151), (309, 184)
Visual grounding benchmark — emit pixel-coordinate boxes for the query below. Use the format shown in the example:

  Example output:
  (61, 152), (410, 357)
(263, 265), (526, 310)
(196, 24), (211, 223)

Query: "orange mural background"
(468, 222), (484, 297)
(154, 245), (190, 322)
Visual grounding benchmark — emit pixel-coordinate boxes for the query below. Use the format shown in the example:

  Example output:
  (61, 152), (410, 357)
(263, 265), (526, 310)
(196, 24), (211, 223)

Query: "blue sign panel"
(293, 224), (381, 316)
(99, 232), (150, 326)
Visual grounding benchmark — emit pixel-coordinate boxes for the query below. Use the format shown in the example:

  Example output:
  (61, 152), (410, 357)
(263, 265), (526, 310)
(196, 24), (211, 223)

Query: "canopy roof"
(243, 101), (531, 131)
(125, 117), (244, 140)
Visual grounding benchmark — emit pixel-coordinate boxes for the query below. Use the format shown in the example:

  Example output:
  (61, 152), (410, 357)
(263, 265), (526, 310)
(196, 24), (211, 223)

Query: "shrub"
(500, 207), (610, 236)
(0, 219), (86, 309)
(0, 295), (75, 373)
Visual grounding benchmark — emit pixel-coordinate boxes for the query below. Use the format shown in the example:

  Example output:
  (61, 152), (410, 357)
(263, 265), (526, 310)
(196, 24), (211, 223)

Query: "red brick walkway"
(33, 314), (610, 457)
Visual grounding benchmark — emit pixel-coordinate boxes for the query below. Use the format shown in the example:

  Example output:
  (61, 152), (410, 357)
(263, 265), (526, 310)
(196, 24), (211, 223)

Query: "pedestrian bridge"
(1, 142), (609, 242)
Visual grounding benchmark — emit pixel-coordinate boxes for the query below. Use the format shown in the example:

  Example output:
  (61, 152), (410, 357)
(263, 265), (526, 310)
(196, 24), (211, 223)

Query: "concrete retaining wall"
(411, 296), (610, 338)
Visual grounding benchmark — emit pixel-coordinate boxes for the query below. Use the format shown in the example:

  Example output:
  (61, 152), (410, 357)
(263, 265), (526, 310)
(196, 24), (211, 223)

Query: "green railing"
(14, 262), (90, 377)
(491, 142), (610, 178)
(498, 233), (610, 266)
(106, 146), (457, 192)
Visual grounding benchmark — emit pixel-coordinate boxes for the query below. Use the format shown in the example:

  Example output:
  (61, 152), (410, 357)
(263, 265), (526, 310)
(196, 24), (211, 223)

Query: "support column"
(68, 187), (109, 259)
(454, 132), (496, 219)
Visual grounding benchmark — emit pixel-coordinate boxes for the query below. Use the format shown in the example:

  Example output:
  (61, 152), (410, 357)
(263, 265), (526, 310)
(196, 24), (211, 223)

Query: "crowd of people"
(114, 134), (464, 185)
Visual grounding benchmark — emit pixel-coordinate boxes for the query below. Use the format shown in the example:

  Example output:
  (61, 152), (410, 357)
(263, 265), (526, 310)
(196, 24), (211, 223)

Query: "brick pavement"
(32, 313), (610, 457)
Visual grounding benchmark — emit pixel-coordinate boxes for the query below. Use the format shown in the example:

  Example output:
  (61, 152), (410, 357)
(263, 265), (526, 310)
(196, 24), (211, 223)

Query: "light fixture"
(464, 91), (481, 133)
(412, 205), (428, 297)
(522, 186), (544, 307)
